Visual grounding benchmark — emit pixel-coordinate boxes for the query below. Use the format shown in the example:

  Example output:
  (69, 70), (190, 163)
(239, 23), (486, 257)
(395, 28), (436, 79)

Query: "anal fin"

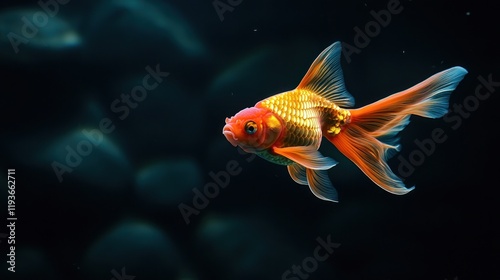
(287, 162), (339, 202)
(287, 163), (308, 185)
(306, 169), (339, 202)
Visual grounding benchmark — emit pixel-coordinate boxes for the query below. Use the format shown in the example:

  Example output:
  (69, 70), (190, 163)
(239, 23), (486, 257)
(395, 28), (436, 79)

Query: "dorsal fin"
(296, 41), (355, 107)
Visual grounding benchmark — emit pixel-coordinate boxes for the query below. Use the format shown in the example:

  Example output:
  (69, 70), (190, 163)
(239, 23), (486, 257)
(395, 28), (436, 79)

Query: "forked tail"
(327, 67), (468, 194)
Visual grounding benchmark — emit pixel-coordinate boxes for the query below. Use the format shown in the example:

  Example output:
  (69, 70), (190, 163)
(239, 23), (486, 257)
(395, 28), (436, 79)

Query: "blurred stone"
(83, 221), (180, 280)
(42, 129), (132, 189)
(0, 8), (81, 62)
(136, 158), (202, 207)
(207, 41), (321, 99)
(195, 214), (306, 280)
(84, 0), (206, 65)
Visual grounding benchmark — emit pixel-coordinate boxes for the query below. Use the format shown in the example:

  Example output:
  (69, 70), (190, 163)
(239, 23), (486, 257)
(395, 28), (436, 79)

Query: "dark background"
(1, 0), (498, 279)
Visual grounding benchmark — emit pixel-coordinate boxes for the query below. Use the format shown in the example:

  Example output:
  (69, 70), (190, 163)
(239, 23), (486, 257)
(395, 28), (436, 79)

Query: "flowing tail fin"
(326, 67), (468, 194)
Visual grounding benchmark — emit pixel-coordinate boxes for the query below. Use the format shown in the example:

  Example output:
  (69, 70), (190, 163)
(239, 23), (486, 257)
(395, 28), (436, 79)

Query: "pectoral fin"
(273, 146), (337, 170)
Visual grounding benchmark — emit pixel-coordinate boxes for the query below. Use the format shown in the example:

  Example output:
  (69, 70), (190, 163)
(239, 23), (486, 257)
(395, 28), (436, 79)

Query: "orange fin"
(329, 129), (414, 195)
(296, 41), (355, 107)
(306, 168), (339, 202)
(326, 66), (467, 195)
(352, 67), (469, 124)
(273, 146), (337, 170)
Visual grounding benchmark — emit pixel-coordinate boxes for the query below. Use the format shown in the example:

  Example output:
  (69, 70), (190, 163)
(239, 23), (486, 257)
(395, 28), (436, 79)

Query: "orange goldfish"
(222, 41), (467, 202)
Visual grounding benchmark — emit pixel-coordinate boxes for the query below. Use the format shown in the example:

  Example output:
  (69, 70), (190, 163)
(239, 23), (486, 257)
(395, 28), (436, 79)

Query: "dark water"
(0, 0), (498, 279)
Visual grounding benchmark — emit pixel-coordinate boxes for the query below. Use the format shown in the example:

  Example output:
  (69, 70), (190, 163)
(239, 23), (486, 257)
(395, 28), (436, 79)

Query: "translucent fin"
(328, 126), (415, 195)
(406, 66), (468, 118)
(306, 168), (339, 202)
(352, 67), (468, 130)
(296, 41), (355, 107)
(273, 146), (337, 170)
(287, 163), (308, 185)
(325, 66), (467, 195)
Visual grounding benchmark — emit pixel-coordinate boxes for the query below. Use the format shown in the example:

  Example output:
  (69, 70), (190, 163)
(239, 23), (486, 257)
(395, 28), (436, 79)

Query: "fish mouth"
(222, 124), (238, 147)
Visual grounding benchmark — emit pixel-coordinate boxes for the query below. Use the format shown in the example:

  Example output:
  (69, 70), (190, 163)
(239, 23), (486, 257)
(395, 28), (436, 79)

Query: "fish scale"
(257, 89), (351, 153)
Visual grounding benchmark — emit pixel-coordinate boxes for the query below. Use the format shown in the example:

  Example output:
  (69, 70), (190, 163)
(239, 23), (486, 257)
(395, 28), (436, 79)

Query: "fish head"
(223, 107), (283, 153)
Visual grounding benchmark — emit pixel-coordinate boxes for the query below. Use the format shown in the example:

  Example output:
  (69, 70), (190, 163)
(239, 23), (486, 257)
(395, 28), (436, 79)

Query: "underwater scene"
(0, 0), (498, 279)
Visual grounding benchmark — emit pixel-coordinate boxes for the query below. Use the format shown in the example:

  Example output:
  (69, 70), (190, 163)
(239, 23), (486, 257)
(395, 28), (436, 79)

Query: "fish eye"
(244, 121), (257, 135)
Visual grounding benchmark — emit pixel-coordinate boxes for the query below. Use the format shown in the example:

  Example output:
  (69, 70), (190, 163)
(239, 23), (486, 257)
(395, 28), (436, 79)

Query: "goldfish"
(222, 41), (467, 202)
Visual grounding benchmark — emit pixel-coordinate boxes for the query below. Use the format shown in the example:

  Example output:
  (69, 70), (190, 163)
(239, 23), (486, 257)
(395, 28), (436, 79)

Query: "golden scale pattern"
(256, 89), (352, 166)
